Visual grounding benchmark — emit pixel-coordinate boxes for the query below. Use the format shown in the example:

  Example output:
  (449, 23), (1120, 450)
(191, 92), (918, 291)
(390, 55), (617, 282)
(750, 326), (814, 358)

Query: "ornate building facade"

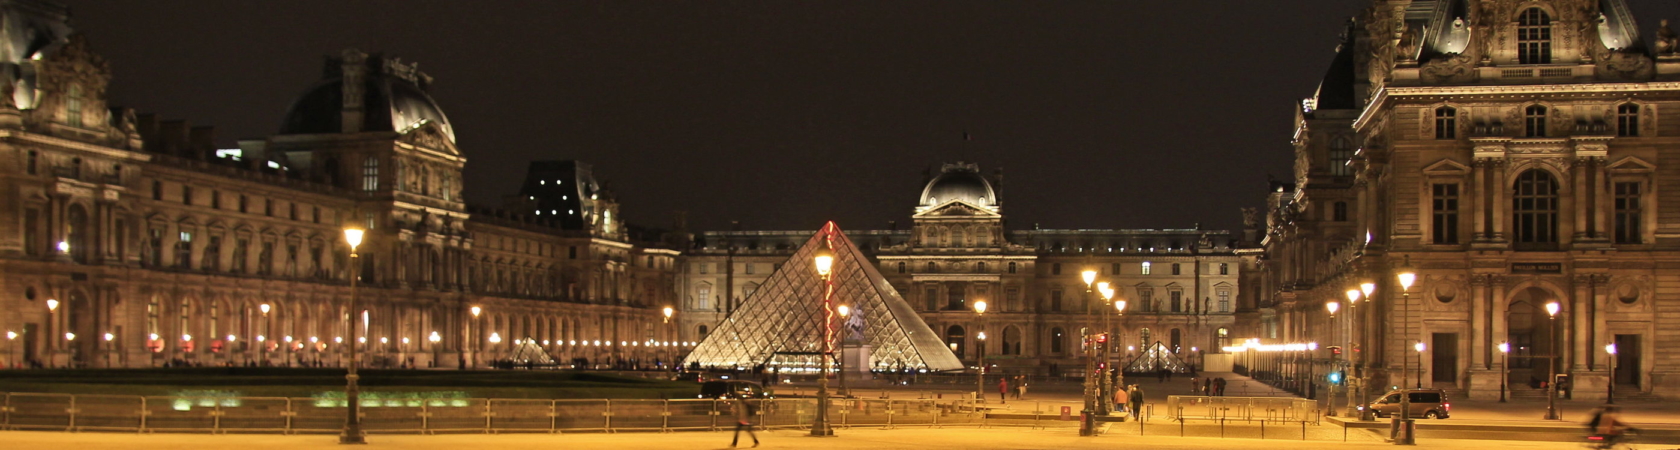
(0, 3), (681, 370)
(679, 162), (1245, 376)
(1258, 0), (1680, 401)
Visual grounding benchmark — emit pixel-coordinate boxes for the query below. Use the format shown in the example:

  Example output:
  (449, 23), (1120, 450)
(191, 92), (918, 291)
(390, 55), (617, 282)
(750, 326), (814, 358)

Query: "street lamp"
(810, 241), (836, 437)
(5, 330), (16, 369)
(1606, 343), (1617, 404)
(428, 331), (441, 368)
(1413, 342), (1425, 388)
(1114, 296), (1126, 395)
(662, 306), (676, 370)
(340, 227), (367, 445)
(1354, 283), (1373, 421)
(469, 305), (482, 369)
(1497, 342), (1509, 403)
(1078, 269), (1098, 436)
(103, 332), (114, 368)
(973, 300), (987, 403)
(837, 304), (852, 397)
(1544, 301), (1560, 420)
(1326, 299), (1342, 416)
(259, 303), (272, 364)
(46, 299), (58, 367)
(1395, 261), (1416, 445)
(1096, 281), (1115, 414)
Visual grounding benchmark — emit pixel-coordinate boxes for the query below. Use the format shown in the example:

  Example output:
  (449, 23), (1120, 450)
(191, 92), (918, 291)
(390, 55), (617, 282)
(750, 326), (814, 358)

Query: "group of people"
(1191, 376), (1228, 396)
(1113, 384), (1144, 418)
(996, 376), (1030, 402)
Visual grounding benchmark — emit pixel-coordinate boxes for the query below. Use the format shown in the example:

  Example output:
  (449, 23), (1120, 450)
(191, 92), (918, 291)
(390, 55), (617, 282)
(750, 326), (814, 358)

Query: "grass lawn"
(0, 368), (702, 399)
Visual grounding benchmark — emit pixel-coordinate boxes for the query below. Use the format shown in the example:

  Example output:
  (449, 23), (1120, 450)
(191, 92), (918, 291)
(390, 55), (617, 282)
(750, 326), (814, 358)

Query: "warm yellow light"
(470, 306), (482, 318)
(46, 299), (58, 311)
(977, 331), (987, 341)
(1545, 301), (1560, 317)
(1326, 301), (1340, 315)
(260, 303), (271, 314)
(813, 246), (835, 276)
(1396, 270), (1416, 291)
(1606, 343), (1617, 355)
(1498, 342), (1509, 353)
(1081, 270), (1097, 287)
(65, 332), (75, 341)
(1360, 282), (1375, 297)
(103, 332), (114, 341)
(1115, 300), (1127, 313)
(489, 333), (502, 344)
(662, 306), (674, 319)
(973, 301), (987, 315)
(838, 304), (852, 317)
(1345, 289), (1361, 303)
(1414, 342), (1425, 353)
(428, 331), (441, 343)
(343, 228), (365, 251)
(5, 331), (15, 340)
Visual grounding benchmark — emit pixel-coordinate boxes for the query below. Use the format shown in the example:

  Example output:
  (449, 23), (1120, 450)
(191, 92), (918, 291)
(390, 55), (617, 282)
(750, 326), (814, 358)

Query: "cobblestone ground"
(0, 427), (1613, 450)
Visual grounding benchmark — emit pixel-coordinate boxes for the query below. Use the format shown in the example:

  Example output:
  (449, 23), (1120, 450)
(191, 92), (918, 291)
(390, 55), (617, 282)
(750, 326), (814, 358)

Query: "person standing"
(1129, 385), (1144, 420)
(997, 377), (1009, 403)
(1016, 377), (1028, 400)
(729, 395), (759, 448)
(1114, 384), (1130, 417)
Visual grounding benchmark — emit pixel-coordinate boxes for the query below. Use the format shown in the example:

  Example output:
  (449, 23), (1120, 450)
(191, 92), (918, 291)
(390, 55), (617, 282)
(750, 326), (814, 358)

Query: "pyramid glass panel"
(682, 222), (963, 372)
(1124, 342), (1190, 374)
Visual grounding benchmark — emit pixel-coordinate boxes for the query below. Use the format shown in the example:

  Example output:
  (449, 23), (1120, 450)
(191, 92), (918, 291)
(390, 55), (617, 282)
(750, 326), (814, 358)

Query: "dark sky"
(55, 1), (1680, 234)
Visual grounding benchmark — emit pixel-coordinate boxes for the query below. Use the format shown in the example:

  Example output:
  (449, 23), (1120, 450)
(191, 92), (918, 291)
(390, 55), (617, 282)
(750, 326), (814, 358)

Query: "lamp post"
(1343, 287), (1361, 417)
(1096, 281), (1114, 415)
(1327, 300), (1341, 416)
(469, 306), (483, 369)
(1606, 343), (1617, 405)
(340, 227), (367, 445)
(1113, 296), (1126, 395)
(837, 304), (851, 398)
(1498, 342), (1509, 403)
(428, 331), (441, 368)
(972, 300), (987, 403)
(65, 332), (76, 367)
(260, 303), (272, 365)
(103, 332), (114, 368)
(1358, 281), (1375, 421)
(663, 306), (674, 370)
(46, 299), (58, 367)
(810, 241), (836, 437)
(1413, 342), (1425, 388)
(1395, 262), (1416, 446)
(1079, 269), (1098, 436)
(6, 330), (16, 369)
(1544, 301), (1560, 421)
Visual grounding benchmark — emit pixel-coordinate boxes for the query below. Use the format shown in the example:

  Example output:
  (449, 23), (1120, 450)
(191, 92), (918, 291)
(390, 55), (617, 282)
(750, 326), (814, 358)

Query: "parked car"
(1366, 388), (1450, 419)
(699, 380), (771, 399)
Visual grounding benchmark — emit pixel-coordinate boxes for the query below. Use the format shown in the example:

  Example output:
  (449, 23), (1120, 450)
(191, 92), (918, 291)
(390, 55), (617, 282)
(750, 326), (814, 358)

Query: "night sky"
(55, 1), (1680, 234)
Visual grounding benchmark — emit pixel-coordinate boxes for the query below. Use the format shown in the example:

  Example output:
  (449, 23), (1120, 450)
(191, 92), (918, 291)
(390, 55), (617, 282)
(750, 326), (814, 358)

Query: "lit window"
(1517, 8), (1552, 65)
(1141, 262), (1152, 275)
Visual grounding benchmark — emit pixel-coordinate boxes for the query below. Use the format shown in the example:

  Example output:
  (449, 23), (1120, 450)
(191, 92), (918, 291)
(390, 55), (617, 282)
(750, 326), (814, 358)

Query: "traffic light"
(1327, 345), (1342, 355)
(1096, 333), (1108, 344)
(1328, 371), (1343, 385)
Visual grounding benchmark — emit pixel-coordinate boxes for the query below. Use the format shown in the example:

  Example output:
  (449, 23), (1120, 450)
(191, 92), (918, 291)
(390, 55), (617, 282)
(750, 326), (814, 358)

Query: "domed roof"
(278, 50), (456, 147)
(919, 162), (997, 208)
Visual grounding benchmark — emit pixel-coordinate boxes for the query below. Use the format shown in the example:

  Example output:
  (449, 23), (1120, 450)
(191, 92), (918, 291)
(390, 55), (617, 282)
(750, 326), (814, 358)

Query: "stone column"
(1472, 161), (1487, 240)
(1491, 162), (1508, 241)
(1573, 160), (1589, 240)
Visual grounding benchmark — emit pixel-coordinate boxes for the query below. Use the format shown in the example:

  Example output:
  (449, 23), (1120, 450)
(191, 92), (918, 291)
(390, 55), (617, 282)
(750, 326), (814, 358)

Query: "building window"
(361, 156), (379, 191)
(211, 191), (221, 209)
(1525, 105), (1548, 137)
(926, 262), (938, 273)
(1051, 263), (1061, 275)
(232, 238), (248, 273)
(1138, 288), (1154, 312)
(204, 236), (221, 272)
(897, 262), (906, 274)
(153, 181), (163, 200)
(65, 206), (87, 264)
(1171, 263), (1181, 275)
(1328, 137), (1353, 176)
(238, 195), (248, 213)
(1435, 107), (1457, 139)
(568, 246), (577, 259)
(1141, 262), (1151, 275)
(976, 262), (986, 272)
(1513, 169), (1559, 246)
(1618, 103), (1640, 137)
(25, 150), (36, 175)
(1050, 327), (1065, 354)
(1007, 262), (1017, 274)
(744, 263), (754, 275)
(312, 206), (321, 224)
(1332, 201), (1348, 222)
(264, 199), (273, 216)
(175, 231), (193, 269)
(181, 185), (192, 206)
(289, 203), (298, 221)
(925, 286), (939, 311)
(1219, 263), (1229, 275)
(1615, 181), (1642, 244)
(146, 228), (163, 267)
(1110, 262), (1120, 275)
(1050, 289), (1063, 312)
(258, 241), (274, 275)
(1432, 183), (1460, 244)
(65, 84), (83, 127)
(1518, 8), (1552, 64)
(696, 285), (711, 310)
(945, 282), (966, 311)
(1170, 291), (1182, 313)
(22, 208), (38, 256)
(1005, 287), (1020, 312)
(1218, 290), (1231, 313)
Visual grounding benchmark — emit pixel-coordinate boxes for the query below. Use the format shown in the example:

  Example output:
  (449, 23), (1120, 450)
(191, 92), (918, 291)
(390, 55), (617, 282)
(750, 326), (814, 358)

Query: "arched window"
(926, 262), (938, 273)
(1513, 169), (1559, 246)
(1007, 262), (1017, 274)
(1525, 105), (1548, 137)
(1049, 327), (1065, 354)
(1435, 107), (1457, 139)
(1002, 325), (1022, 355)
(975, 262), (986, 273)
(1141, 261), (1152, 275)
(1051, 263), (1061, 275)
(896, 262), (906, 274)
(361, 156), (379, 191)
(1618, 103), (1640, 137)
(1332, 201), (1348, 222)
(945, 325), (966, 358)
(697, 325), (709, 338)
(1328, 137), (1353, 176)
(1517, 8), (1552, 64)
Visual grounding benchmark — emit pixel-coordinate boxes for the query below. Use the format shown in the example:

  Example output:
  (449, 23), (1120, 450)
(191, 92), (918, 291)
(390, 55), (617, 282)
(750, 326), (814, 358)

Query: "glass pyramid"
(682, 222), (963, 372)
(508, 338), (556, 365)
(1124, 342), (1190, 374)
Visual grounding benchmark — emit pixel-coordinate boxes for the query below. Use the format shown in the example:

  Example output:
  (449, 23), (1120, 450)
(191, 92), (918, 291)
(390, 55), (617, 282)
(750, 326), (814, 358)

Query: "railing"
(0, 392), (979, 434)
(1165, 395), (1318, 423)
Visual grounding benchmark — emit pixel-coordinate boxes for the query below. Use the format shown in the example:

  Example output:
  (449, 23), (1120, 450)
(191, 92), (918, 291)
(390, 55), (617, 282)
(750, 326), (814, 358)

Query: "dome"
(919, 162), (997, 208)
(278, 50), (457, 148)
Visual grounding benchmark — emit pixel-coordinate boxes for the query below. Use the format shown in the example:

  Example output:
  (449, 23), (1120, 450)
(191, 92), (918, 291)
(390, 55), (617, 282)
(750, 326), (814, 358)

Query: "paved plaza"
(0, 428), (1623, 450)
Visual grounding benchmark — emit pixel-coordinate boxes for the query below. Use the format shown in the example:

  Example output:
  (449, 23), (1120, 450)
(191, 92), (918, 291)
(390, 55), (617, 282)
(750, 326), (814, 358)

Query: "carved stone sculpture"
(1658, 20), (1678, 55)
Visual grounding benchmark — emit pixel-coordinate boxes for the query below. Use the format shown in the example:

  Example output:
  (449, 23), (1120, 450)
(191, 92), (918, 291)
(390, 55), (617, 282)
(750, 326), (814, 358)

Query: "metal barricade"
(665, 399), (718, 431)
(71, 394), (143, 431)
(607, 399), (666, 431)
(757, 398), (806, 430)
(889, 399), (938, 427)
(7, 393), (73, 430)
(422, 398), (484, 432)
(847, 399), (893, 428)
(217, 396), (289, 432)
(141, 395), (216, 432)
(357, 397), (428, 433)
(288, 396), (353, 433)
(552, 399), (608, 432)
(487, 399), (551, 432)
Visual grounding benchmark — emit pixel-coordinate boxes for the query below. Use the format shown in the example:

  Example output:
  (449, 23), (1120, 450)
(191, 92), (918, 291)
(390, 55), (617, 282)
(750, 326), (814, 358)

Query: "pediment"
(1422, 159), (1471, 175)
(399, 120), (459, 155)
(914, 200), (1000, 218)
(1609, 156), (1655, 172)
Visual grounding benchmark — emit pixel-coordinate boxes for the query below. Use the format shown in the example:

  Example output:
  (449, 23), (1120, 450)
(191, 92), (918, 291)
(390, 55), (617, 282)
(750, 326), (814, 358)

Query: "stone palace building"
(1256, 0), (1680, 401)
(0, 1), (683, 370)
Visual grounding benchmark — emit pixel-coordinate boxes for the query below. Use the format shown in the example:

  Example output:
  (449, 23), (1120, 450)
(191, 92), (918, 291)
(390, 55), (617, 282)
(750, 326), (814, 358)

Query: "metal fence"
(0, 392), (979, 434)
(1163, 396), (1319, 424)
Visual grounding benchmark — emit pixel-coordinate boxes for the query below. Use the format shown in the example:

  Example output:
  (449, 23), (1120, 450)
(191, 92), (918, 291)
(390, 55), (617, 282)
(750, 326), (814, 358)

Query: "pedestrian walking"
(1114, 384), (1130, 416)
(729, 395), (759, 448)
(1215, 378), (1227, 396)
(1016, 377), (1028, 400)
(997, 377), (1009, 403)
(1129, 385), (1144, 420)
